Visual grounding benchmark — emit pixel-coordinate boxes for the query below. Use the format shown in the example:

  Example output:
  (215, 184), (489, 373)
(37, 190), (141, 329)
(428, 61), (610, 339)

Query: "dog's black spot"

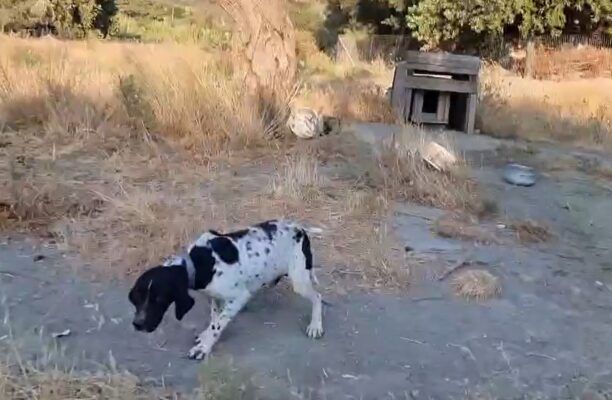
(257, 220), (277, 240)
(255, 274), (260, 278)
(255, 252), (260, 257)
(246, 241), (252, 251)
(239, 271), (243, 275)
(211, 325), (217, 331)
(189, 246), (216, 289)
(271, 274), (287, 287)
(265, 248), (270, 254)
(234, 282), (239, 287)
(213, 333), (219, 338)
(293, 229), (303, 241)
(215, 270), (224, 277)
(209, 237), (239, 264)
(301, 231), (313, 270)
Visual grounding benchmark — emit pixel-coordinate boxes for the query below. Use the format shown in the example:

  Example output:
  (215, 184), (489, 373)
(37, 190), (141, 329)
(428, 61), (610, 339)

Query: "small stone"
(503, 163), (537, 187)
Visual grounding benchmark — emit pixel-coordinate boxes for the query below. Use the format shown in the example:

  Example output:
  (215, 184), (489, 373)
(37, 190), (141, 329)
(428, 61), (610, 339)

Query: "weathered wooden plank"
(403, 88), (413, 123)
(404, 51), (481, 74)
(464, 93), (478, 134)
(404, 75), (477, 93)
(419, 112), (447, 124)
(410, 90), (424, 124)
(391, 67), (404, 120)
(402, 62), (478, 76)
(437, 92), (450, 123)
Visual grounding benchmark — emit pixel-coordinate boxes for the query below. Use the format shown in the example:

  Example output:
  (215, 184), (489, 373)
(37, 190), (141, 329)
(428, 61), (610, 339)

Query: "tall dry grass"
(478, 63), (612, 149)
(294, 31), (396, 123)
(0, 36), (275, 157)
(532, 45), (612, 80)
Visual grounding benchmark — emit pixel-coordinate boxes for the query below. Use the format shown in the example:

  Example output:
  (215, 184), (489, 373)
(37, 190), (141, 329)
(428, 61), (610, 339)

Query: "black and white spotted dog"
(128, 219), (324, 360)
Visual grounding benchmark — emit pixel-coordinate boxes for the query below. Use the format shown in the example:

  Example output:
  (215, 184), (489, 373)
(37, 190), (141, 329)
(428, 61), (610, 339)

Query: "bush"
(0, 0), (118, 38)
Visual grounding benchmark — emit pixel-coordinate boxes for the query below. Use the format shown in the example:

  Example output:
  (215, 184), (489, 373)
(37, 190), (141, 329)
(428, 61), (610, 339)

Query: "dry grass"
(0, 346), (259, 400)
(510, 220), (552, 244)
(294, 79), (396, 124)
(451, 269), (501, 301)
(0, 365), (148, 400)
(375, 126), (487, 215)
(270, 152), (324, 202)
(0, 36), (276, 158)
(433, 213), (499, 244)
(0, 36), (289, 275)
(532, 45), (612, 80)
(266, 150), (409, 289)
(294, 36), (396, 124)
(478, 63), (612, 149)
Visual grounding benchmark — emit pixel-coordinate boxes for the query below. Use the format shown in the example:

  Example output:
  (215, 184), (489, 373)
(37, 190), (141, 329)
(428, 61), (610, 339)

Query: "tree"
(407, 0), (612, 48)
(218, 0), (297, 95)
(320, 0), (611, 50)
(406, 0), (517, 49)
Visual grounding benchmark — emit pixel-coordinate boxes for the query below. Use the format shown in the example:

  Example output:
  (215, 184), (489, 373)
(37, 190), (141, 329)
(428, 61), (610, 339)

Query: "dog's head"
(128, 266), (194, 333)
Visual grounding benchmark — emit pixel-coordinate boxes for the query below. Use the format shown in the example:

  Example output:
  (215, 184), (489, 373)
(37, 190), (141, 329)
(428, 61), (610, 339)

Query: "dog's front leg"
(188, 290), (251, 360)
(195, 298), (222, 345)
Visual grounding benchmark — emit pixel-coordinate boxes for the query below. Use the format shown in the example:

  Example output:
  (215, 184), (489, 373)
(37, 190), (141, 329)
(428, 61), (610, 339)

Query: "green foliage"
(406, 0), (517, 47)
(110, 0), (231, 45)
(321, 0), (611, 49)
(0, 0), (118, 37)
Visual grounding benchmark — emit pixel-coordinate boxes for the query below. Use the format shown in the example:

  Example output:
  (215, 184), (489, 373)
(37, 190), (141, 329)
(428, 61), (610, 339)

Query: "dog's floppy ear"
(175, 290), (195, 320)
(170, 268), (194, 320)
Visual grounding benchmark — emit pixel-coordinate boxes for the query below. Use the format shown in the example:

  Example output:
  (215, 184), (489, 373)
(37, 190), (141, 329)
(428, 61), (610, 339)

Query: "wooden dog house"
(390, 51), (481, 134)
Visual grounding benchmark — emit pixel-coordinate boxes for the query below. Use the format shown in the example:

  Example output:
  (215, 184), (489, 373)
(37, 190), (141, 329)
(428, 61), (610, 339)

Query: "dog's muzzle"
(132, 311), (146, 331)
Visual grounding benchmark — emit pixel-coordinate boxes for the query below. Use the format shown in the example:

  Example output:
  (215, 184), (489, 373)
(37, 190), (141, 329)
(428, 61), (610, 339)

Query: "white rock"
(287, 108), (323, 139)
(421, 141), (457, 172)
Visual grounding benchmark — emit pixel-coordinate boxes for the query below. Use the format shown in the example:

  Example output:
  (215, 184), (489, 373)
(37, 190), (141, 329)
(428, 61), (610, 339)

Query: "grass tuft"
(452, 269), (501, 301)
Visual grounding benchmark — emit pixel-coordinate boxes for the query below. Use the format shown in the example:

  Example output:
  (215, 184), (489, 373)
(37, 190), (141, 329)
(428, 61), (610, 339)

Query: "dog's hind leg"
(188, 290), (251, 360)
(288, 238), (323, 339)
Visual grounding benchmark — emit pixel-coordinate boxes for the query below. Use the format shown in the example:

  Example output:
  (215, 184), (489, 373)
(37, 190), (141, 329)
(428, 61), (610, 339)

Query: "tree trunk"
(219, 0), (297, 95)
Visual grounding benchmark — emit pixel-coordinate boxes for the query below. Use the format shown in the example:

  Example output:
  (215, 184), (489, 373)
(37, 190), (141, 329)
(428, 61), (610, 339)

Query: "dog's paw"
(306, 323), (324, 339)
(188, 345), (208, 360)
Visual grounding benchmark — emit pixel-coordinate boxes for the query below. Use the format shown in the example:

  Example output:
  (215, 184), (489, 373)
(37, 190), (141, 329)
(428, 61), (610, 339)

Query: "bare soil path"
(2, 125), (612, 399)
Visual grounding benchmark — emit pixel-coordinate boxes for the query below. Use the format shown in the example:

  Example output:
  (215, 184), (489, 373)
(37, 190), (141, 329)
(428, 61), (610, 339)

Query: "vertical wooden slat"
(464, 94), (477, 134)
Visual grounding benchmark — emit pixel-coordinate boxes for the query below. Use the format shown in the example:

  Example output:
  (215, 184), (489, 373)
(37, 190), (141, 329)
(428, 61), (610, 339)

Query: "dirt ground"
(2, 124), (612, 399)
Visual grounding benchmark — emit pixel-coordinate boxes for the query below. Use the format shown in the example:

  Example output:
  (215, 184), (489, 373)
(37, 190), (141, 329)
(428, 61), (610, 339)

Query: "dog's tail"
(301, 225), (324, 236)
